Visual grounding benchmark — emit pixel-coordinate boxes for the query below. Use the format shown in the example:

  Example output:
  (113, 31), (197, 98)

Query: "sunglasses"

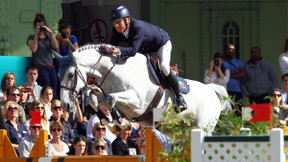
(31, 126), (41, 129)
(96, 127), (106, 131)
(11, 93), (20, 97)
(52, 128), (62, 132)
(36, 106), (45, 110)
(53, 106), (62, 111)
(272, 94), (281, 97)
(95, 145), (105, 150)
(8, 107), (18, 111)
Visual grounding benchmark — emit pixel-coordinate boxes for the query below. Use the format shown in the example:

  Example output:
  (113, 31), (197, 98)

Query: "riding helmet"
(111, 6), (130, 22)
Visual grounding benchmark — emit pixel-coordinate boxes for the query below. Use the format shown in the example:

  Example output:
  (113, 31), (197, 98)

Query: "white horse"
(53, 44), (230, 136)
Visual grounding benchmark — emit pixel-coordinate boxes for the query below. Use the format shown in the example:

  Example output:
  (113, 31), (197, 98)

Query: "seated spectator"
(139, 138), (146, 155)
(87, 122), (112, 155)
(40, 86), (53, 120)
(92, 139), (108, 155)
(3, 101), (29, 153)
(112, 129), (139, 156)
(0, 72), (16, 104)
(48, 121), (69, 156)
(18, 85), (31, 119)
(204, 53), (230, 88)
(271, 88), (288, 127)
(83, 104), (96, 124)
(22, 66), (43, 103)
(67, 135), (88, 156)
(0, 86), (26, 127)
(18, 118), (42, 157)
(63, 98), (86, 136)
(280, 73), (288, 110)
(86, 106), (116, 143)
(24, 100), (50, 135)
(130, 122), (141, 145)
(49, 99), (74, 146)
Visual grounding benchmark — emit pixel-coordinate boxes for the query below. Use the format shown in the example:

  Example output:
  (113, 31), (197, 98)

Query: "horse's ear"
(52, 50), (63, 61)
(68, 47), (75, 61)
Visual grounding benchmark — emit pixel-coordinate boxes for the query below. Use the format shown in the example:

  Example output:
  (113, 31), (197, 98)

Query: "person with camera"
(27, 13), (59, 99)
(204, 53), (230, 88)
(55, 19), (79, 73)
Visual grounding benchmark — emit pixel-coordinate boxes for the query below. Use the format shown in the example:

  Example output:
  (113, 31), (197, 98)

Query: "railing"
(191, 128), (286, 162)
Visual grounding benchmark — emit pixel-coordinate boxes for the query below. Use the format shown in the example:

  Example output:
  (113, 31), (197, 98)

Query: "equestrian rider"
(99, 6), (187, 112)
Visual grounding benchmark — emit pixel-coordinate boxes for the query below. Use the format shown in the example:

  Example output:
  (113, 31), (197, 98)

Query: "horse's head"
(52, 48), (87, 111)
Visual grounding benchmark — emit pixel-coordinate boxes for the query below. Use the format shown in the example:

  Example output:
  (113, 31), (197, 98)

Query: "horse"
(53, 44), (231, 136)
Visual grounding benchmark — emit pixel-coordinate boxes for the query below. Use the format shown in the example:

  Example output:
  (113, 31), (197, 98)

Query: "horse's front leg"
(107, 90), (140, 130)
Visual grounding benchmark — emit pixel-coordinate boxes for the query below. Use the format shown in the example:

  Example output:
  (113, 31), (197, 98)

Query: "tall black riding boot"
(166, 71), (187, 112)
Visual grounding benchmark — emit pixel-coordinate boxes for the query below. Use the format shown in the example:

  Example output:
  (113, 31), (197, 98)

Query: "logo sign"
(89, 19), (108, 43)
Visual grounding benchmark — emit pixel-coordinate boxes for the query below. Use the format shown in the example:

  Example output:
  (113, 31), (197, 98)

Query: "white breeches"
(151, 40), (172, 76)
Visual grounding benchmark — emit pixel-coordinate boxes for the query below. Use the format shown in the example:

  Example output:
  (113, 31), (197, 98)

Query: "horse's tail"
(207, 83), (234, 112)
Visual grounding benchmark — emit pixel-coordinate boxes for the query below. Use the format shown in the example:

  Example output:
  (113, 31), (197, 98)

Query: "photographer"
(204, 53), (230, 89)
(55, 19), (79, 73)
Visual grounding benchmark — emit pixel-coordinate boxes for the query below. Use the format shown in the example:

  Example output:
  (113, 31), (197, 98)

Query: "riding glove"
(99, 45), (114, 55)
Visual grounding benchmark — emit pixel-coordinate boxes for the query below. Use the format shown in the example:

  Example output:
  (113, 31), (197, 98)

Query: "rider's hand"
(99, 45), (114, 55)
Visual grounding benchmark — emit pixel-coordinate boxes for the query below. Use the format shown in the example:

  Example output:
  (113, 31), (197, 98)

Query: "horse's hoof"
(174, 106), (187, 113)
(111, 106), (123, 124)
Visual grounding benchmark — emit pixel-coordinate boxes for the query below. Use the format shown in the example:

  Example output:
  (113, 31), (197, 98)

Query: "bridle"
(60, 48), (119, 98)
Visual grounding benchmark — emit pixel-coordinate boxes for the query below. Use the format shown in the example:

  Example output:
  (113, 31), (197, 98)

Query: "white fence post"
(191, 129), (204, 162)
(270, 128), (285, 162)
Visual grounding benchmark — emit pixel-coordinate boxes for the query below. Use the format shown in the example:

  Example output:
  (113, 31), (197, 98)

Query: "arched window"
(223, 21), (240, 58)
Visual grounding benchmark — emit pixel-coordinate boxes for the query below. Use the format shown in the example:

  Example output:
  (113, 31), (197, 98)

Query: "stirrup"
(175, 95), (187, 113)
(111, 106), (123, 124)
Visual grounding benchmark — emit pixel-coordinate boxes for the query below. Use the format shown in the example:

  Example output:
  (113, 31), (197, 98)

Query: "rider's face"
(113, 18), (127, 33)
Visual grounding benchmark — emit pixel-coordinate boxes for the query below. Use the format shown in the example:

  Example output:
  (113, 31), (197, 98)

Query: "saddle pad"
(177, 76), (190, 94)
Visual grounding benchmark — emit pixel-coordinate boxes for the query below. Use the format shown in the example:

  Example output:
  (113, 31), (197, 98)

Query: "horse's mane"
(76, 43), (112, 53)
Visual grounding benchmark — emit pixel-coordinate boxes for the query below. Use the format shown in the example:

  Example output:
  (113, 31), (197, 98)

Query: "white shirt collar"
(122, 28), (130, 38)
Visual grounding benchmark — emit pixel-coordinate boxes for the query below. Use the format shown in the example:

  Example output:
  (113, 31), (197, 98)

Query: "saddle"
(147, 54), (190, 94)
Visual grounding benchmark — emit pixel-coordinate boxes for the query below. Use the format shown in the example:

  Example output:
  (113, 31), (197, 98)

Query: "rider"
(99, 5), (187, 112)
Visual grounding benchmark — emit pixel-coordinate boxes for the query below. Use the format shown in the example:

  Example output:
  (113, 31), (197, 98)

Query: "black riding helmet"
(111, 6), (130, 22)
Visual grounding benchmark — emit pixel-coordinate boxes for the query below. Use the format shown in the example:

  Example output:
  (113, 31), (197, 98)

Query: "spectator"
(54, 19), (79, 73)
(112, 129), (138, 156)
(18, 122), (42, 157)
(67, 135), (88, 156)
(87, 122), (112, 155)
(0, 86), (26, 127)
(18, 85), (31, 119)
(83, 104), (96, 124)
(47, 121), (69, 156)
(40, 86), (53, 120)
(271, 88), (288, 127)
(92, 139), (108, 155)
(26, 13), (58, 99)
(86, 106), (116, 143)
(130, 122), (141, 145)
(22, 66), (42, 103)
(24, 100), (49, 135)
(280, 73), (288, 110)
(2, 101), (29, 153)
(49, 99), (74, 145)
(204, 53), (230, 88)
(139, 138), (146, 155)
(241, 46), (278, 104)
(63, 98), (86, 136)
(223, 44), (245, 101)
(0, 72), (16, 104)
(278, 38), (288, 75)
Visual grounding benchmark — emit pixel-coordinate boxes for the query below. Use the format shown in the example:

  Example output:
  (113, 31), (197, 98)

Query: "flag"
(248, 103), (272, 129)
(30, 111), (41, 125)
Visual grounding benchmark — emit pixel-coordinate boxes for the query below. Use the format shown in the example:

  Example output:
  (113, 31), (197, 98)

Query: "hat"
(30, 111), (41, 126)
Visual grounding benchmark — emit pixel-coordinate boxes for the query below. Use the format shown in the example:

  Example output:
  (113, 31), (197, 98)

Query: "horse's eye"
(68, 72), (74, 79)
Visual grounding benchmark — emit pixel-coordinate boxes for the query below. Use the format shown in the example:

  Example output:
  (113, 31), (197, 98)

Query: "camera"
(21, 88), (29, 93)
(214, 58), (219, 66)
(61, 32), (68, 38)
(40, 26), (47, 32)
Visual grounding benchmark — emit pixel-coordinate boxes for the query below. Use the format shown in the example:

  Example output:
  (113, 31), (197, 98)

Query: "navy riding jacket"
(110, 17), (170, 59)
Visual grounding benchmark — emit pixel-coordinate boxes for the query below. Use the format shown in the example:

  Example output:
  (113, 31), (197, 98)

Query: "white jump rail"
(191, 128), (285, 162)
